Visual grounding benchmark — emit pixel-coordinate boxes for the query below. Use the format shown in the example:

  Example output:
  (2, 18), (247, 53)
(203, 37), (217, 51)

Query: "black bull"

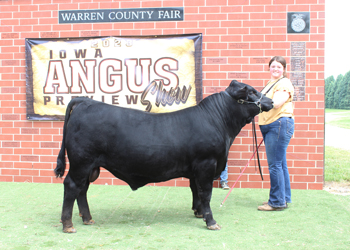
(54, 80), (273, 233)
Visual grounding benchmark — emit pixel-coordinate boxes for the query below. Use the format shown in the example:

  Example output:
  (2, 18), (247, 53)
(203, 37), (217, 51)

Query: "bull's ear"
(232, 86), (248, 100)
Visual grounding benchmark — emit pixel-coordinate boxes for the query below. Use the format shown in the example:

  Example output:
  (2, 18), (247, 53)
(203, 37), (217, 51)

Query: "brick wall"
(0, 0), (325, 190)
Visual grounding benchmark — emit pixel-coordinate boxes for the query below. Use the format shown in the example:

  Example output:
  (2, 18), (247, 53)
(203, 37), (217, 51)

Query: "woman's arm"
(273, 91), (290, 109)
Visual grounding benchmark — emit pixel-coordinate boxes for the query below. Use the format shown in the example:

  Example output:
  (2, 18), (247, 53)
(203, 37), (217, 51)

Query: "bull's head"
(225, 80), (274, 113)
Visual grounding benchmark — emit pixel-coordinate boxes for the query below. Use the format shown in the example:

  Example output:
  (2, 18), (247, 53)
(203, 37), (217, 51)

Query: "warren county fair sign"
(59, 7), (184, 23)
(25, 34), (202, 121)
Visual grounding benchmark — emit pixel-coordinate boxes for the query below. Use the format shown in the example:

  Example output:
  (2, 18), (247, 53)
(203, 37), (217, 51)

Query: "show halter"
(236, 92), (264, 114)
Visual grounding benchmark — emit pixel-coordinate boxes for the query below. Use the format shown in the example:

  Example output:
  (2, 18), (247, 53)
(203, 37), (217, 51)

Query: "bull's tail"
(54, 98), (86, 178)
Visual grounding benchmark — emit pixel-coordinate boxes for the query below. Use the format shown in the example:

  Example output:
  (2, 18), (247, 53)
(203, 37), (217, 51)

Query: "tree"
(342, 71), (350, 109)
(324, 71), (350, 110)
(325, 76), (335, 108)
(333, 74), (343, 109)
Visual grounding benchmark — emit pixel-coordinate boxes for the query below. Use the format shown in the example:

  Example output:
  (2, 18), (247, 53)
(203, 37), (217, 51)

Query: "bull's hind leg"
(61, 173), (79, 233)
(77, 179), (95, 226)
(61, 172), (91, 233)
(190, 178), (203, 218)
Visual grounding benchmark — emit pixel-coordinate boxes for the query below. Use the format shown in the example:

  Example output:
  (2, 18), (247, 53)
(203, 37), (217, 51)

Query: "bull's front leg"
(194, 177), (221, 230)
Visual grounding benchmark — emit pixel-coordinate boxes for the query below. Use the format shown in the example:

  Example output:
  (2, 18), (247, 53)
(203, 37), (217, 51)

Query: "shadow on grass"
(0, 182), (349, 249)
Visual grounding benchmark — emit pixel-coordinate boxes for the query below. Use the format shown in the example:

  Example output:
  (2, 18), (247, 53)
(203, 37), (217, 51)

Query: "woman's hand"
(273, 91), (290, 109)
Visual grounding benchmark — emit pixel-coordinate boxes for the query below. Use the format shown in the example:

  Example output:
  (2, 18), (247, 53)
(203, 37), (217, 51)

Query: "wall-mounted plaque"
(290, 41), (306, 101)
(291, 42), (306, 57)
(293, 86), (305, 101)
(251, 57), (270, 64)
(207, 58), (227, 64)
(228, 72), (249, 79)
(287, 12), (310, 34)
(207, 87), (226, 94)
(229, 43), (249, 49)
(290, 72), (305, 101)
(291, 57), (306, 72)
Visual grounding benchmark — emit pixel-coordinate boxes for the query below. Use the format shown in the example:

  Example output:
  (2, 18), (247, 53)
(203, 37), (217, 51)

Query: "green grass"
(328, 118), (350, 129)
(325, 108), (350, 113)
(325, 109), (350, 182)
(1, 109), (349, 249)
(325, 146), (350, 182)
(0, 182), (350, 249)
(326, 108), (350, 129)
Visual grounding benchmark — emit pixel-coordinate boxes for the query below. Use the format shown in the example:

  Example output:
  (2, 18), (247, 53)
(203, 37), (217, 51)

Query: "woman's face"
(269, 60), (284, 80)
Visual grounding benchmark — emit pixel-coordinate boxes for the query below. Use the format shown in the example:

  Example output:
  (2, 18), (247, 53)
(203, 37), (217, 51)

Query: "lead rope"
(221, 117), (264, 206)
(221, 139), (264, 206)
(252, 118), (263, 181)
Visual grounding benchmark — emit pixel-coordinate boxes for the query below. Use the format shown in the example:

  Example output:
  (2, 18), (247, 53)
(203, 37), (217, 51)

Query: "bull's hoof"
(83, 219), (95, 225)
(207, 224), (221, 230)
(63, 227), (77, 233)
(193, 209), (203, 218)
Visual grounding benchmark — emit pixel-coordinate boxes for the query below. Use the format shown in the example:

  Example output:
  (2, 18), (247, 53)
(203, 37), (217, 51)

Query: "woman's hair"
(269, 56), (287, 77)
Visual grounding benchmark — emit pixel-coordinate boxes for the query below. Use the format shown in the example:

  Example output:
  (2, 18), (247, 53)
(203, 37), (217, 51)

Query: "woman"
(258, 56), (295, 211)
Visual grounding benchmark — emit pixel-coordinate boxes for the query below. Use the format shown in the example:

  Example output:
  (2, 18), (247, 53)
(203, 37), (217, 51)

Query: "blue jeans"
(220, 164), (228, 184)
(260, 117), (294, 208)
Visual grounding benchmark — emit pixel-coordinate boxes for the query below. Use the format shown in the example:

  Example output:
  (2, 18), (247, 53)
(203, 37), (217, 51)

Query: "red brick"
(0, 176), (14, 182)
(38, 4), (58, 10)
(296, 0), (318, 3)
(41, 142), (59, 148)
(14, 162), (32, 169)
(14, 148), (33, 155)
(184, 0), (205, 6)
(40, 156), (57, 163)
(308, 183), (323, 190)
(33, 163), (52, 170)
(21, 155), (39, 162)
(289, 168), (308, 175)
(21, 169), (39, 176)
(291, 183), (307, 189)
(51, 176), (63, 184)
(228, 13), (249, 20)
(39, 169), (56, 177)
(2, 169), (20, 175)
(308, 168), (323, 175)
(0, 162), (14, 168)
(2, 141), (20, 147)
(94, 178), (113, 185)
(175, 179), (190, 187)
(33, 176), (52, 183)
(3, 128), (20, 134)
(21, 142), (40, 148)
(241, 181), (263, 188)
(250, 13), (272, 20)
(111, 179), (127, 186)
(14, 135), (33, 141)
(13, 176), (32, 182)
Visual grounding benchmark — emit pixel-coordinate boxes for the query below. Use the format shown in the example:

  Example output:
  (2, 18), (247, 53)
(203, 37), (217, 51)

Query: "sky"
(325, 0), (350, 78)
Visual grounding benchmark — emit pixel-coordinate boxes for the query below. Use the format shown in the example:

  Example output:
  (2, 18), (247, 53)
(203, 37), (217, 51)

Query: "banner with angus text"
(26, 34), (202, 120)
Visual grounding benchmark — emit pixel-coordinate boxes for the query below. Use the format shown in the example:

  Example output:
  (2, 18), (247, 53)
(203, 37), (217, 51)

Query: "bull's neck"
(199, 93), (250, 139)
